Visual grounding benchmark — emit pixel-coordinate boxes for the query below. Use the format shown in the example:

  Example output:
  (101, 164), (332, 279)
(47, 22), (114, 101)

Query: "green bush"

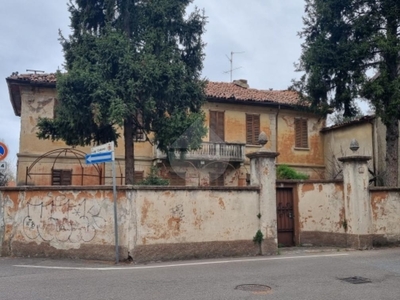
(277, 165), (309, 180)
(253, 230), (264, 245)
(138, 166), (169, 186)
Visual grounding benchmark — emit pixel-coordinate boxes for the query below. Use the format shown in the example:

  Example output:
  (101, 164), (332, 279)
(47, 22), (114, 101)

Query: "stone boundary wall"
(296, 181), (347, 247)
(0, 185), (261, 262)
(288, 182), (400, 248)
(370, 187), (400, 246)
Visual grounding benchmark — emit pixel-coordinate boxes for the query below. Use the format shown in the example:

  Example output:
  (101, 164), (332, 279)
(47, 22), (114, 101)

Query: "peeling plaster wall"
(161, 164), (243, 187)
(0, 192), (4, 255)
(203, 102), (275, 150)
(0, 187), (131, 260)
(17, 86), (154, 185)
(277, 112), (325, 179)
(370, 189), (400, 244)
(135, 189), (259, 246)
(297, 182), (346, 245)
(16, 86), (326, 186)
(0, 186), (260, 261)
(323, 122), (373, 180)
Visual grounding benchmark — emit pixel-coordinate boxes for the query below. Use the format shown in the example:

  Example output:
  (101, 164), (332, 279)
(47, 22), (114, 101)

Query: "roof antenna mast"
(26, 69), (45, 74)
(223, 51), (245, 82)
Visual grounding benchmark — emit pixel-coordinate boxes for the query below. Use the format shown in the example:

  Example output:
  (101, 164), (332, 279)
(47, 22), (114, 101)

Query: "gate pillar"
(338, 154), (372, 249)
(247, 132), (279, 255)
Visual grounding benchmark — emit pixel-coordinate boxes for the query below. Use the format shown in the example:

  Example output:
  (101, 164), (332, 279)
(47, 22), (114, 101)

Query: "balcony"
(155, 142), (245, 162)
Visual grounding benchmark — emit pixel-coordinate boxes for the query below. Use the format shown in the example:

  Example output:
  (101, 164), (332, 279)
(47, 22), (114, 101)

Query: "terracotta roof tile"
(8, 72), (57, 84)
(7, 73), (302, 106)
(206, 81), (302, 105)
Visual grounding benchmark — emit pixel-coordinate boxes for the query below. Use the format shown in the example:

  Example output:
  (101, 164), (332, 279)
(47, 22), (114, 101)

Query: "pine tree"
(37, 0), (208, 184)
(295, 0), (400, 186)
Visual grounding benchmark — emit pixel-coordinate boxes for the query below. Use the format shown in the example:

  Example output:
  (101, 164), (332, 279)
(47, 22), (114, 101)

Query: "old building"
(6, 73), (326, 186)
(322, 115), (400, 186)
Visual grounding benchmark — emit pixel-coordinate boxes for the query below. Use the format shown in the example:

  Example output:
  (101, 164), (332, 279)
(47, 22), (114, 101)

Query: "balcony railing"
(155, 142), (245, 162)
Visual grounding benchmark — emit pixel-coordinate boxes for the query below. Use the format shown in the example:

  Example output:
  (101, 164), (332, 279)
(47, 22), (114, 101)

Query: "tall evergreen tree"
(37, 0), (208, 184)
(295, 0), (400, 186)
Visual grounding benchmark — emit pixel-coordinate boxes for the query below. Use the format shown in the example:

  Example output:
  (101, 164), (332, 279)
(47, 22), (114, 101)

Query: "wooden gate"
(276, 188), (295, 247)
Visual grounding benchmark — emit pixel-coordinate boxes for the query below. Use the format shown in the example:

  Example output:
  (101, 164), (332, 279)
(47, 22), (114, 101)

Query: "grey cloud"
(0, 0), (306, 167)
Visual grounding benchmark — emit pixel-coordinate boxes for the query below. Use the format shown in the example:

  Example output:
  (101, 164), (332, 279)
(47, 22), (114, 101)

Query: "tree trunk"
(124, 115), (135, 185)
(385, 120), (399, 186)
(382, 12), (399, 187)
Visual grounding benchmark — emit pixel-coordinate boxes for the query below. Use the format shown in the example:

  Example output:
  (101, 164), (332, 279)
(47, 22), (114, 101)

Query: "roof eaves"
(6, 78), (22, 116)
(6, 76), (57, 117)
(321, 115), (376, 133)
(206, 96), (299, 110)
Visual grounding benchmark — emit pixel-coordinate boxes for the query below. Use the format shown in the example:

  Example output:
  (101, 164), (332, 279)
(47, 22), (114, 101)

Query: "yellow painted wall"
(277, 111), (325, 167)
(16, 85), (327, 184)
(203, 102), (276, 151)
(323, 122), (373, 180)
(17, 86), (154, 185)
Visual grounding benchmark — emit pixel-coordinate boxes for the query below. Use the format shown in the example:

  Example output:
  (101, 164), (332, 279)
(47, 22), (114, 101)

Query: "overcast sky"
(0, 0), (306, 172)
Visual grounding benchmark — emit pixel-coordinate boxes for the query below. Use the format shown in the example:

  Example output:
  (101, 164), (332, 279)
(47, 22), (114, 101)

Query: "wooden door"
(276, 188), (295, 247)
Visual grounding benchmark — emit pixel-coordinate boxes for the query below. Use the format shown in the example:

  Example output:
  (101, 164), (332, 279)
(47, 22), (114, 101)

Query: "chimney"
(233, 79), (249, 89)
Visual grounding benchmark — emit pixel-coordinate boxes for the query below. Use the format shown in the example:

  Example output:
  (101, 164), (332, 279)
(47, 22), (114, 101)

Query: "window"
(52, 169), (72, 185)
(134, 112), (145, 142)
(209, 111), (225, 142)
(53, 98), (59, 119)
(168, 172), (186, 186)
(294, 118), (308, 148)
(246, 114), (260, 145)
(209, 172), (224, 186)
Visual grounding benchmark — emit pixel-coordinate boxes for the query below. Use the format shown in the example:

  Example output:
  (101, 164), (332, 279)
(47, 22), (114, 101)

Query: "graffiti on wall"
(23, 196), (107, 243)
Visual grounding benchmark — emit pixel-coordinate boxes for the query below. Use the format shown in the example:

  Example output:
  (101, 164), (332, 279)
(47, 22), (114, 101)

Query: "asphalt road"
(1, 248), (400, 300)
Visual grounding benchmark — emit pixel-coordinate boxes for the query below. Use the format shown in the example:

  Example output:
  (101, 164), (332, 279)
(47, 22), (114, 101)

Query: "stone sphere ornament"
(350, 139), (359, 153)
(258, 132), (268, 147)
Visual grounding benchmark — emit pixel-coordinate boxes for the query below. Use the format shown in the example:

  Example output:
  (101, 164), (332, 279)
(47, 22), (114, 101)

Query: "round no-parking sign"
(0, 142), (8, 161)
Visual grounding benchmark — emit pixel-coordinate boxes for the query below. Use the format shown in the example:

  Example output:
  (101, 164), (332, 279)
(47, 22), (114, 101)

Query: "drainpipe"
(275, 105), (280, 158)
(369, 118), (377, 186)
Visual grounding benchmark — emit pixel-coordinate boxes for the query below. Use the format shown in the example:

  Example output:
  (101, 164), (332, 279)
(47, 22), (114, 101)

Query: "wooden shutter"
(246, 114), (260, 145)
(53, 98), (59, 119)
(169, 172), (186, 186)
(52, 169), (72, 186)
(209, 173), (224, 186)
(210, 111), (224, 142)
(295, 118), (308, 148)
(134, 112), (145, 141)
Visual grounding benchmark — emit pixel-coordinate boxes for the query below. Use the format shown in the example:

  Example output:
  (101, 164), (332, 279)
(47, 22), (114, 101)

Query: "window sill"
(246, 144), (262, 148)
(294, 147), (310, 151)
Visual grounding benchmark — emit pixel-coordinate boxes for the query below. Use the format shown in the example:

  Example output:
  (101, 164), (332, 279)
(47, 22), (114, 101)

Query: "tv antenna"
(26, 69), (45, 74)
(223, 51), (245, 82)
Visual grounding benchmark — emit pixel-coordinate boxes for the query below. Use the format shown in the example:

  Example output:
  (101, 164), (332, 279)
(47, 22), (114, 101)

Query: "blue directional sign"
(85, 151), (113, 164)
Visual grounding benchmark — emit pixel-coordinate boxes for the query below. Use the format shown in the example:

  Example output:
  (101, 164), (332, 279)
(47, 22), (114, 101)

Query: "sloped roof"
(321, 115), (375, 132)
(7, 72), (57, 85)
(6, 73), (303, 116)
(206, 81), (301, 105)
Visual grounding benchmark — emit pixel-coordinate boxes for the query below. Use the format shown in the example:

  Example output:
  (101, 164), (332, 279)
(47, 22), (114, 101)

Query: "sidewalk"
(278, 246), (356, 256)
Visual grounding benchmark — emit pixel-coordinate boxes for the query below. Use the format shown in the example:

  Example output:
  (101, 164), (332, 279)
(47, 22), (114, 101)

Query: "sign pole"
(86, 141), (118, 263)
(112, 151), (119, 264)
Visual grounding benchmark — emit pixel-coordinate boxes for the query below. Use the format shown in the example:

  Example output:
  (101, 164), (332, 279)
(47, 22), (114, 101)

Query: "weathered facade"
(322, 115), (400, 186)
(2, 147), (400, 262)
(0, 149), (277, 261)
(6, 74), (326, 187)
(0, 186), (262, 261)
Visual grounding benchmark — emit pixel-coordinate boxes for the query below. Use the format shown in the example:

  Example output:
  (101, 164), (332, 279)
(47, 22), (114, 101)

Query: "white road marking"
(14, 253), (349, 271)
